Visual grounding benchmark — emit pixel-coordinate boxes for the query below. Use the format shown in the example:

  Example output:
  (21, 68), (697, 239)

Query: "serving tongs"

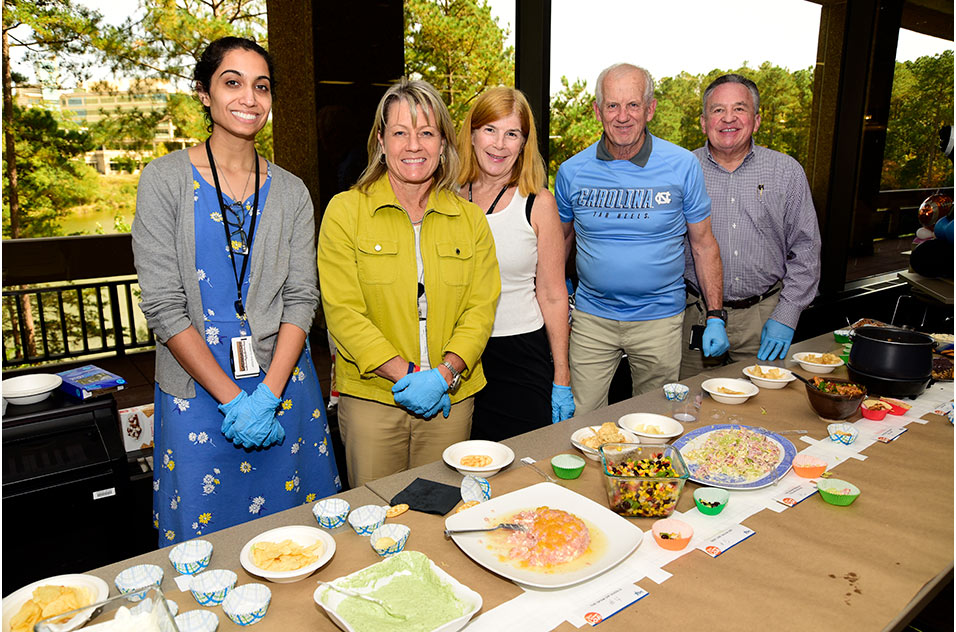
(444, 523), (527, 538)
(317, 581), (406, 619)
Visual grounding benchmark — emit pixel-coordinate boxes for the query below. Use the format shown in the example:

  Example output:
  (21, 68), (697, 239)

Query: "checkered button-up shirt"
(684, 142), (821, 328)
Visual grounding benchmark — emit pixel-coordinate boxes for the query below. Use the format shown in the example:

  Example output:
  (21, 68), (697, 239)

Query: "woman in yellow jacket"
(318, 79), (500, 487)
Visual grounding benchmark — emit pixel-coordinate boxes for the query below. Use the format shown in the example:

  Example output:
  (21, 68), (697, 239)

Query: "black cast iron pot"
(846, 365), (931, 399)
(848, 326), (934, 381)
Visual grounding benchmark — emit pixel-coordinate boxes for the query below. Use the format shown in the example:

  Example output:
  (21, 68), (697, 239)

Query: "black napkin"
(390, 477), (461, 515)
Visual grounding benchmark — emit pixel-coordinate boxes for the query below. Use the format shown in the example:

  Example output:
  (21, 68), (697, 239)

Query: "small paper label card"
(572, 586), (648, 627)
(877, 426), (907, 443)
(697, 524), (755, 558)
(772, 482), (819, 507)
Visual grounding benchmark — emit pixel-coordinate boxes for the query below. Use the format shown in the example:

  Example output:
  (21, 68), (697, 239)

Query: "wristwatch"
(440, 360), (462, 393)
(706, 309), (728, 322)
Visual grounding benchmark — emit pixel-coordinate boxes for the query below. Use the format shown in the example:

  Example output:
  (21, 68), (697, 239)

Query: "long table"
(78, 334), (953, 631)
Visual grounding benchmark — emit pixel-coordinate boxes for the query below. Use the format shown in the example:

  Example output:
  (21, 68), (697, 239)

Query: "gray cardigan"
(131, 149), (319, 398)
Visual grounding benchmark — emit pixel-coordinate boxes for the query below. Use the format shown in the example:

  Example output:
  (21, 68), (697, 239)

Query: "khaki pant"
(337, 395), (474, 488)
(679, 291), (781, 379)
(569, 310), (683, 415)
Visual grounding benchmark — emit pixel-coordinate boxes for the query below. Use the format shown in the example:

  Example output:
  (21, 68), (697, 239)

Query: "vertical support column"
(266, 1), (320, 208)
(516, 0), (551, 170)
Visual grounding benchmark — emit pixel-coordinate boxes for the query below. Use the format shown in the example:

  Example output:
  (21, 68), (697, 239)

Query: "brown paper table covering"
(75, 334), (952, 631)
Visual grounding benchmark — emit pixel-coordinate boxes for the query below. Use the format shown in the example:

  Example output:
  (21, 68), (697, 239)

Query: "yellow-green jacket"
(318, 175), (500, 406)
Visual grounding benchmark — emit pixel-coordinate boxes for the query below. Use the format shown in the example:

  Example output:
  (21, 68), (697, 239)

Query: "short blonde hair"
(355, 78), (460, 194)
(457, 86), (545, 197)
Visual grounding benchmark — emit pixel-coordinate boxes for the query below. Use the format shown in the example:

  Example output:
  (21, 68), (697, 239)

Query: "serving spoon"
(791, 372), (813, 387)
(317, 581), (406, 619)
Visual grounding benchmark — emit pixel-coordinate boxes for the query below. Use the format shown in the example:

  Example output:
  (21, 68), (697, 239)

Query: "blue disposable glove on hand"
(227, 382), (282, 448)
(551, 383), (575, 424)
(702, 318), (731, 357)
(758, 318), (795, 361)
(392, 368), (450, 418)
(218, 390), (248, 436)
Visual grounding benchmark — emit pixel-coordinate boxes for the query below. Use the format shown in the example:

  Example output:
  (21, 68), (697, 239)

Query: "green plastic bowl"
(817, 478), (861, 506)
(693, 487), (729, 515)
(833, 329), (851, 344)
(551, 453), (586, 479)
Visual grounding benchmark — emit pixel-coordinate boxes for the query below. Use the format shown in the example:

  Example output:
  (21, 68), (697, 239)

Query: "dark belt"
(686, 283), (781, 310)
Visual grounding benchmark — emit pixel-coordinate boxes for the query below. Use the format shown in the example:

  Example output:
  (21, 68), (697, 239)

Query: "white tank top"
(487, 191), (544, 337)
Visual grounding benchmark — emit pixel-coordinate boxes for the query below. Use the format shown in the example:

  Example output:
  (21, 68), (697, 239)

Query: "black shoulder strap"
(525, 193), (536, 227)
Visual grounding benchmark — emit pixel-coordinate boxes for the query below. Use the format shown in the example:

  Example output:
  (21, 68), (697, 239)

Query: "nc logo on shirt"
(654, 191), (671, 206)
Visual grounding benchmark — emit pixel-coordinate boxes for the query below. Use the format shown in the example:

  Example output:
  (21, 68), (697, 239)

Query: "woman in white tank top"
(456, 87), (573, 441)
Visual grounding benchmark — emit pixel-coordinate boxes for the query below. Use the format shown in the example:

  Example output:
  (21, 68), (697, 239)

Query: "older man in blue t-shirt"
(556, 63), (728, 414)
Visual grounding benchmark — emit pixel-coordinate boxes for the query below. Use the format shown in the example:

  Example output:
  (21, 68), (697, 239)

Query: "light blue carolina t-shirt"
(555, 134), (711, 321)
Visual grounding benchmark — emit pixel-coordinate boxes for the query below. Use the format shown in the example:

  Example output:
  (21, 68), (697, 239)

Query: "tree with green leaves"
(405, 0), (514, 126)
(547, 76), (601, 187)
(3, 0), (104, 240)
(882, 51), (954, 190)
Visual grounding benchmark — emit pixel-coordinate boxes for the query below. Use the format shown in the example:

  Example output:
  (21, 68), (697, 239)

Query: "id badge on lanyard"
(206, 140), (262, 379)
(230, 335), (261, 378)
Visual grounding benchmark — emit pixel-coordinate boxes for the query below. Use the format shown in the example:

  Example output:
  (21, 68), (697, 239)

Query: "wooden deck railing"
(2, 234), (154, 370)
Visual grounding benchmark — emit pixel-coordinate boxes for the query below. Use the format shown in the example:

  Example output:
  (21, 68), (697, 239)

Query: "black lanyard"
(205, 139), (260, 317)
(468, 183), (509, 215)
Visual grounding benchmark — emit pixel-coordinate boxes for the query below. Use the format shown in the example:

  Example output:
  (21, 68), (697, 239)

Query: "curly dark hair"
(194, 36), (276, 132)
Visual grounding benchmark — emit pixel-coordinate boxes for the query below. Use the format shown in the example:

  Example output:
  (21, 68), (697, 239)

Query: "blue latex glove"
(392, 368), (450, 418)
(227, 382), (282, 448)
(702, 318), (730, 357)
(551, 383), (575, 424)
(218, 390), (248, 437)
(758, 318), (795, 361)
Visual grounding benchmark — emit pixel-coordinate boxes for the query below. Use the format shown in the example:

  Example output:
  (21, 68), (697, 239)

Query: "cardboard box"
(118, 403), (155, 452)
(57, 364), (126, 400)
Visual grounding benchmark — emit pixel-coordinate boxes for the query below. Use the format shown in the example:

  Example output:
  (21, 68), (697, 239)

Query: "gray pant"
(679, 291), (781, 380)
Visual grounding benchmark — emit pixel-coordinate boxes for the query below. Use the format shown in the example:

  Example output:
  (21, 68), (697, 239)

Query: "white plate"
(2, 573), (109, 632)
(701, 378), (759, 404)
(442, 440), (515, 476)
(570, 426), (641, 460)
(616, 413), (684, 439)
(792, 352), (844, 374)
(742, 365), (796, 389)
(444, 482), (643, 588)
(1, 374), (62, 405)
(239, 525), (335, 583)
(313, 551), (481, 632)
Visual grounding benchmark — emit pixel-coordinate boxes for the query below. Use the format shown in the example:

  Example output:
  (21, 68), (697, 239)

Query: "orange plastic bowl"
(652, 518), (693, 551)
(791, 455), (827, 479)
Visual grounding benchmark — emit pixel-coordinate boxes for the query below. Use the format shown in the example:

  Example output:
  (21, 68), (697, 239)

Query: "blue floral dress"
(152, 164), (341, 546)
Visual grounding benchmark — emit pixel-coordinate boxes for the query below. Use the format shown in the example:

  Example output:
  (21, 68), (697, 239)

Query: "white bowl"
(312, 498), (350, 529)
(175, 609), (219, 632)
(792, 352), (844, 374)
(114, 564), (164, 601)
(222, 583), (270, 626)
(188, 569), (237, 606)
(239, 525), (335, 583)
(701, 378), (759, 405)
(347, 505), (388, 536)
(570, 425), (642, 460)
(1, 374), (62, 405)
(369, 524), (411, 557)
(742, 365), (796, 389)
(169, 539), (213, 575)
(616, 413), (684, 439)
(441, 440), (515, 476)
